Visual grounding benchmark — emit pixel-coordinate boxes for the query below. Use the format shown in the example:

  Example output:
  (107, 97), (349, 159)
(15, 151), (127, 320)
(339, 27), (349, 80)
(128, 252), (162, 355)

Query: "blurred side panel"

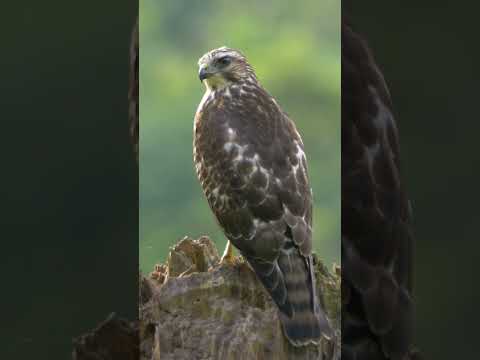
(341, 11), (417, 360)
(0, 1), (138, 359)
(344, 1), (480, 359)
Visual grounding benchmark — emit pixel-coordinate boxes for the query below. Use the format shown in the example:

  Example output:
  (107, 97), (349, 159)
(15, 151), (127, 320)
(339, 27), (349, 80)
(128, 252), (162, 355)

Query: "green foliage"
(140, 0), (340, 273)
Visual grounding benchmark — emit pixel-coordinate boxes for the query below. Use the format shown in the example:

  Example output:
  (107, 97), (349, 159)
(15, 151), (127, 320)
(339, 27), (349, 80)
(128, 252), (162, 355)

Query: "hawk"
(193, 47), (332, 346)
(342, 24), (419, 359)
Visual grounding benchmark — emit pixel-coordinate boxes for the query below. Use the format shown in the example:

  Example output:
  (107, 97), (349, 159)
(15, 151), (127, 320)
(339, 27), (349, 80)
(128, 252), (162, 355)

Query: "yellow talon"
(220, 240), (236, 265)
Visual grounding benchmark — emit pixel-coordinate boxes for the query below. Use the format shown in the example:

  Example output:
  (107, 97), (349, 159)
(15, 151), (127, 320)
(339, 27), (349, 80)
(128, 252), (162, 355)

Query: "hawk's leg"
(220, 240), (235, 265)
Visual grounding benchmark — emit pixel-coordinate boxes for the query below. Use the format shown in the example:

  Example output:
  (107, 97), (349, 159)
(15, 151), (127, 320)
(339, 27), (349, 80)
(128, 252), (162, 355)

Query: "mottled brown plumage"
(342, 24), (419, 360)
(193, 47), (332, 346)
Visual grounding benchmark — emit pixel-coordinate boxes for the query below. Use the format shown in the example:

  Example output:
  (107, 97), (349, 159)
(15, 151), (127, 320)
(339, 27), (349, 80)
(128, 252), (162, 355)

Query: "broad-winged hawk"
(193, 47), (332, 346)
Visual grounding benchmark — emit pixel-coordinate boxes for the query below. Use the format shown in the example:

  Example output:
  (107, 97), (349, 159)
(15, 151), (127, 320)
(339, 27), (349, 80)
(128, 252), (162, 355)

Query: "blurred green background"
(140, 0), (340, 273)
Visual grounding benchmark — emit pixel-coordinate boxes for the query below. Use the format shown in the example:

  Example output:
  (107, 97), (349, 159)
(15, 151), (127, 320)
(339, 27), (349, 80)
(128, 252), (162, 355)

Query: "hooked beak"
(198, 66), (212, 82)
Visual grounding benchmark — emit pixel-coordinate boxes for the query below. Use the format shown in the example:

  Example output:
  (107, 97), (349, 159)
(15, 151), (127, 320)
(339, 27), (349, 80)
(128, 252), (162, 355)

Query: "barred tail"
(246, 249), (332, 346)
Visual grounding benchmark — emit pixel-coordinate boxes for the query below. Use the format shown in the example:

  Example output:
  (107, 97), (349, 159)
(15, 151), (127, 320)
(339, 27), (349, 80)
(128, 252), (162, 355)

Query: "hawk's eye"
(217, 56), (231, 67)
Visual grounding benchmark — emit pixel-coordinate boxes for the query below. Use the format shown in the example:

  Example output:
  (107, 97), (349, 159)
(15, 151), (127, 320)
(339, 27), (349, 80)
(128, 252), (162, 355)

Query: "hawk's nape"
(194, 47), (333, 346)
(342, 24), (419, 359)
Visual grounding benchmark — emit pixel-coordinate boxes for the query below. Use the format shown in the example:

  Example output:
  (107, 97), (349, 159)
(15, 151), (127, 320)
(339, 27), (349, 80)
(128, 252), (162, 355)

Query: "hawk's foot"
(150, 263), (167, 283)
(220, 240), (236, 266)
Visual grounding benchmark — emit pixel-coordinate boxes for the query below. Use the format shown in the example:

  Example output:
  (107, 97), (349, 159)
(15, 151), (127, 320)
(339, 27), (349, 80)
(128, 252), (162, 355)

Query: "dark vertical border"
(344, 2), (479, 359)
(0, 2), (138, 359)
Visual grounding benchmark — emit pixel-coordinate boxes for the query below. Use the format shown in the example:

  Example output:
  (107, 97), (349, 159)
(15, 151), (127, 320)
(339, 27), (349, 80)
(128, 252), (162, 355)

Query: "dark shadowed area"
(0, 2), (138, 359)
(345, 2), (480, 359)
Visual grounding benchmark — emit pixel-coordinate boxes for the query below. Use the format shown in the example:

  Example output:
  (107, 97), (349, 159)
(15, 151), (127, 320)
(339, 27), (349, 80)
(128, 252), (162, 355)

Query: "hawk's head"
(198, 47), (255, 91)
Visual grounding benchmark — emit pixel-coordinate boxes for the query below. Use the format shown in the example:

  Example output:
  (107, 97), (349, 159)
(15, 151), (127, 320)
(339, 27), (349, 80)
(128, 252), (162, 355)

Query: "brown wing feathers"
(342, 24), (416, 359)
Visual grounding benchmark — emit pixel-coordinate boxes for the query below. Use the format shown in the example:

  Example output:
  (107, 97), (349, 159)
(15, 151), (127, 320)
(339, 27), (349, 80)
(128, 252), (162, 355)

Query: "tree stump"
(140, 236), (340, 360)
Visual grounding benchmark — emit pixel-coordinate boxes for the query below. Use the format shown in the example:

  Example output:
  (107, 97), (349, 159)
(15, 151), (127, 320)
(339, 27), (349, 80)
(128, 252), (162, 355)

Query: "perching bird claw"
(219, 240), (236, 266)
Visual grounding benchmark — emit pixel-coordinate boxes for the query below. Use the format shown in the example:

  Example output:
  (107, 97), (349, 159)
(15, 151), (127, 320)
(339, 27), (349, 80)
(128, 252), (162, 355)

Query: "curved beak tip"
(198, 68), (210, 82)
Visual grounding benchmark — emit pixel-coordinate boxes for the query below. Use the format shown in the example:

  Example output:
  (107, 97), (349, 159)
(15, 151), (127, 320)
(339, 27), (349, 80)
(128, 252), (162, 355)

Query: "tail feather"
(246, 249), (332, 346)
